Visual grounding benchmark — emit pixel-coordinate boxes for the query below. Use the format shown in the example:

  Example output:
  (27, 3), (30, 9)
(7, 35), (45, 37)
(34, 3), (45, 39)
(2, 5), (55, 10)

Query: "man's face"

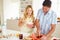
(42, 6), (50, 13)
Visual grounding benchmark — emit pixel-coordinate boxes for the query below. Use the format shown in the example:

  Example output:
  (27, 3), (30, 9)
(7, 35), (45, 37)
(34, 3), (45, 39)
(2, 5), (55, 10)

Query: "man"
(35, 0), (57, 40)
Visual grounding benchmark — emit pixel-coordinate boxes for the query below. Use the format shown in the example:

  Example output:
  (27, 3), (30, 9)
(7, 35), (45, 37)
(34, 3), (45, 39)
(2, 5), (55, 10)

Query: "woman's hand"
(18, 18), (24, 26)
(27, 24), (34, 28)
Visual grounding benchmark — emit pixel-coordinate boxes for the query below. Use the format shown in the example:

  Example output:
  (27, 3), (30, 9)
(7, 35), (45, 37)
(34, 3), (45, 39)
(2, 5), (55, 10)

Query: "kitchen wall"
(32, 0), (44, 18)
(3, 0), (20, 22)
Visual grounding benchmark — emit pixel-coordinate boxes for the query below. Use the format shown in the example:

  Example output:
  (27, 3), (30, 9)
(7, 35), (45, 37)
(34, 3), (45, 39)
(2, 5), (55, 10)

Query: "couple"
(18, 0), (57, 40)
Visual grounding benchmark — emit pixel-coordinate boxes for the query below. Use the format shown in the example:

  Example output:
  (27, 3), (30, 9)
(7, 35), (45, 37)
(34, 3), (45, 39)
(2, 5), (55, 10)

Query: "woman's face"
(27, 8), (33, 16)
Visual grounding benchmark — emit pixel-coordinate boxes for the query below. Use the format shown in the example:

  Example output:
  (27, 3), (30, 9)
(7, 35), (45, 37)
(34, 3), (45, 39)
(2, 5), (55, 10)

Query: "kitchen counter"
(0, 22), (60, 40)
(0, 29), (60, 40)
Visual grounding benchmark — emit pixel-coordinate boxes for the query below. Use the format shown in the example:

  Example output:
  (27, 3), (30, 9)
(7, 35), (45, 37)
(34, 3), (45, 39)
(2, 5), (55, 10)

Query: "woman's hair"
(42, 0), (52, 7)
(23, 5), (34, 20)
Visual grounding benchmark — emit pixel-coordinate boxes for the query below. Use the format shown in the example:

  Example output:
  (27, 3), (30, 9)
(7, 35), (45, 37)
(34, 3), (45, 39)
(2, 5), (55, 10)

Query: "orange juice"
(15, 33), (19, 37)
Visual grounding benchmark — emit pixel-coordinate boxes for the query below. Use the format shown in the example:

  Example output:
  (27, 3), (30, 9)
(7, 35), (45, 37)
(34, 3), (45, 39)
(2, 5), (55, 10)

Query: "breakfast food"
(30, 33), (41, 40)
(26, 18), (34, 28)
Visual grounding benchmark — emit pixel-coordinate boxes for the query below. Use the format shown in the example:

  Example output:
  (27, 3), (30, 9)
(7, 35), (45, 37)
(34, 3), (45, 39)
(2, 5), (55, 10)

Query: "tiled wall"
(20, 0), (32, 14)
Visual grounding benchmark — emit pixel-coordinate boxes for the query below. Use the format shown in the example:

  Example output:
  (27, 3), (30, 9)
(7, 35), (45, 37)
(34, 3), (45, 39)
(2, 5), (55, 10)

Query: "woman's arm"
(18, 18), (24, 26)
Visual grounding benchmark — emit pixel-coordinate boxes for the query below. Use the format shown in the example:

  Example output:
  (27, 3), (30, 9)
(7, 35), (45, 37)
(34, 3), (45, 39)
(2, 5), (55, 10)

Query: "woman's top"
(20, 17), (34, 36)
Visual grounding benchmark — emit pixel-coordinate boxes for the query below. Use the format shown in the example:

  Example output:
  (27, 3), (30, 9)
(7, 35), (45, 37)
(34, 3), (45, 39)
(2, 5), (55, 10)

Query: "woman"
(18, 5), (35, 37)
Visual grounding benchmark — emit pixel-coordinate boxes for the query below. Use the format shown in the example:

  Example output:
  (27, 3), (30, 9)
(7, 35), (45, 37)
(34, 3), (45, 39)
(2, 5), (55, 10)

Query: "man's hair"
(42, 0), (52, 7)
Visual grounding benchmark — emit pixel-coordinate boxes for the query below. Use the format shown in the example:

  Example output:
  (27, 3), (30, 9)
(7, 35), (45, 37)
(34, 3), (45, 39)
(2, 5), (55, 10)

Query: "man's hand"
(40, 35), (47, 40)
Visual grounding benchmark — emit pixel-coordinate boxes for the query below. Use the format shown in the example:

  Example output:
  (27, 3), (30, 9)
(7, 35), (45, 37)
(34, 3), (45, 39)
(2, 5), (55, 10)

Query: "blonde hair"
(23, 5), (34, 21)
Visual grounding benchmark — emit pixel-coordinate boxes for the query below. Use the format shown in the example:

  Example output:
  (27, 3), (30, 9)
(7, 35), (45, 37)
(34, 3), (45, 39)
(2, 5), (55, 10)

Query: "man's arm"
(46, 24), (56, 37)
(35, 19), (41, 35)
(46, 12), (57, 37)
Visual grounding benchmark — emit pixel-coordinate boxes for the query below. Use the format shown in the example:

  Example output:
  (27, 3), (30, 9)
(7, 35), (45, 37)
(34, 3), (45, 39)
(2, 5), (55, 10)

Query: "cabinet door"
(0, 0), (3, 25)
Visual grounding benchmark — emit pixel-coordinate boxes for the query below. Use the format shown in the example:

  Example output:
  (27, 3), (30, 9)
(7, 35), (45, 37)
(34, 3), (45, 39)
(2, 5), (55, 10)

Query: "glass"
(19, 34), (23, 39)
